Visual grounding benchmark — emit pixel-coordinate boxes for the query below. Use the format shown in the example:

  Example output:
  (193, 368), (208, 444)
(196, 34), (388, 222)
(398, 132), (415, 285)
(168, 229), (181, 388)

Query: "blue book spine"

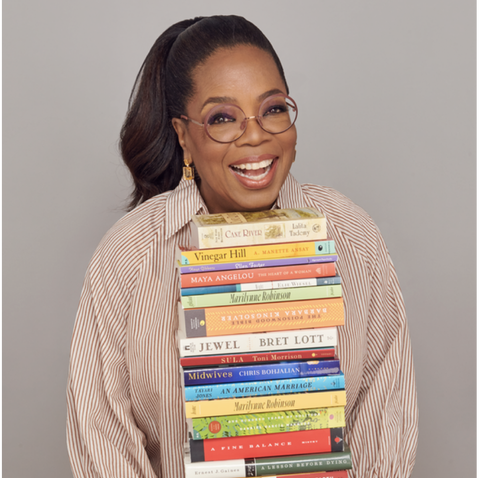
(181, 276), (342, 296)
(183, 359), (341, 386)
(184, 372), (345, 401)
(182, 284), (238, 296)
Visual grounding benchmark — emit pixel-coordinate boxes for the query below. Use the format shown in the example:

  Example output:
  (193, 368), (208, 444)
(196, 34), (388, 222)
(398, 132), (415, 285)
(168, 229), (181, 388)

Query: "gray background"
(4, 1), (475, 477)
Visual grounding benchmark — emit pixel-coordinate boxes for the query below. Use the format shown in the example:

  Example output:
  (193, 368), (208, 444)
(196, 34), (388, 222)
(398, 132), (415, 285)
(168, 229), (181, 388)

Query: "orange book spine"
(178, 297), (344, 338)
(180, 262), (336, 288)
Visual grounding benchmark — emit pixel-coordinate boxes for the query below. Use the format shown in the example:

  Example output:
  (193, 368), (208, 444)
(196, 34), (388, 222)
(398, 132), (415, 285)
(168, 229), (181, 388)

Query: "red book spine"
(180, 262), (336, 288)
(180, 348), (336, 367)
(190, 428), (343, 462)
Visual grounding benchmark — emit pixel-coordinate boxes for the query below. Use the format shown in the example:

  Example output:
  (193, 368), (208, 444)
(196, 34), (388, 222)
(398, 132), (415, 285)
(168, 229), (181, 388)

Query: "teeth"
(234, 168), (271, 180)
(232, 159), (274, 170)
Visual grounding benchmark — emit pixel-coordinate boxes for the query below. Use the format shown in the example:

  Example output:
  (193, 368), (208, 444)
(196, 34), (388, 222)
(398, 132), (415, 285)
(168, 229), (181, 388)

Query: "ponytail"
(120, 16), (288, 210)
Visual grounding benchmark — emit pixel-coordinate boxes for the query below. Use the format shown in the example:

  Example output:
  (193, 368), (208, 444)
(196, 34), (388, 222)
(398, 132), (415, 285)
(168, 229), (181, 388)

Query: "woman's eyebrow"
(201, 96), (235, 110)
(201, 89), (286, 111)
(258, 88), (284, 101)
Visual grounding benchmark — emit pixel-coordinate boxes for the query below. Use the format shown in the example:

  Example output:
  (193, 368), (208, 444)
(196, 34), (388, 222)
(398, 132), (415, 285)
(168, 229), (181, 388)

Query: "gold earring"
(183, 157), (194, 180)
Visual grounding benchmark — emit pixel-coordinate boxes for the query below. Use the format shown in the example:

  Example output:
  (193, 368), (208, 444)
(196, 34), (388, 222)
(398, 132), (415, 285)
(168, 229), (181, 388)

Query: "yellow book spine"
(178, 241), (335, 265)
(184, 390), (347, 418)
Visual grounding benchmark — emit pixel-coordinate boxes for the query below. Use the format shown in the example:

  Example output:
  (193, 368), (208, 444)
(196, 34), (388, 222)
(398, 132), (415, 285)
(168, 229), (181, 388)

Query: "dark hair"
(120, 15), (289, 210)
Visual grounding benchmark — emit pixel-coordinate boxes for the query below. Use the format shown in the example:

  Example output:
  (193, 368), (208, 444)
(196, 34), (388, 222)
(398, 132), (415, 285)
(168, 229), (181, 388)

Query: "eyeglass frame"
(179, 93), (298, 144)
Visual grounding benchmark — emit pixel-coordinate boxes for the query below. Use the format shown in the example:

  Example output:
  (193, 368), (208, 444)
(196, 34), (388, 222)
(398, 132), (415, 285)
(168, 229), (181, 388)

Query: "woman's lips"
(229, 157), (278, 188)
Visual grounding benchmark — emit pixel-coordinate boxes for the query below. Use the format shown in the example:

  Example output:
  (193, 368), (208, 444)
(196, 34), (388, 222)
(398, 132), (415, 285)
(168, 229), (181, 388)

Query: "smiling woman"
(172, 46), (297, 213)
(66, 15), (418, 478)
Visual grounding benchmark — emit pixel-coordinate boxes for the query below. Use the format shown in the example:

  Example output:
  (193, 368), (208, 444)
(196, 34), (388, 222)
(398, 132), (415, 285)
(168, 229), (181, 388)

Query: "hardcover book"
(184, 373), (345, 402)
(189, 406), (346, 439)
(181, 284), (343, 309)
(239, 473), (348, 478)
(183, 444), (352, 478)
(177, 328), (338, 357)
(177, 240), (335, 265)
(189, 428), (344, 462)
(179, 262), (337, 288)
(180, 348), (336, 367)
(181, 276), (342, 296)
(191, 208), (327, 249)
(178, 254), (338, 274)
(184, 390), (347, 418)
(178, 297), (345, 338)
(183, 358), (341, 386)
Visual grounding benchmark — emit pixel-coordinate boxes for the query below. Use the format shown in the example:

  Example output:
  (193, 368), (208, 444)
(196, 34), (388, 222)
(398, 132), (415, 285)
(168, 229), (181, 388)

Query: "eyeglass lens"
(205, 94), (297, 143)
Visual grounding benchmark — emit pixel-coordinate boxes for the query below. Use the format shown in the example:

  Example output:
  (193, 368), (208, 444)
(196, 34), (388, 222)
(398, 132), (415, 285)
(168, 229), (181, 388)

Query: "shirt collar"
(164, 173), (307, 239)
(165, 178), (208, 240)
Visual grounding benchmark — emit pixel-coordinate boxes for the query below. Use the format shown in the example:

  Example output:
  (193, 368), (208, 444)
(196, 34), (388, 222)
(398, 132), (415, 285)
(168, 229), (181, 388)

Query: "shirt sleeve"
(346, 224), (419, 477)
(66, 251), (158, 478)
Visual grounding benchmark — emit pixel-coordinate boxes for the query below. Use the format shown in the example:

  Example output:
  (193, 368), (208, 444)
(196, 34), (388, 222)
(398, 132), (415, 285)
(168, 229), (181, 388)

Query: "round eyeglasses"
(180, 94), (298, 144)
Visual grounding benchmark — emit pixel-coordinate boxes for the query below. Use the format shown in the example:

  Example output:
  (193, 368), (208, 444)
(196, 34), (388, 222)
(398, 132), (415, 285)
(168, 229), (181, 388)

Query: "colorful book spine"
(180, 348), (336, 367)
(184, 373), (345, 401)
(183, 358), (341, 386)
(181, 284), (342, 309)
(177, 240), (336, 265)
(180, 262), (337, 288)
(178, 297), (345, 338)
(189, 428), (344, 462)
(184, 390), (347, 418)
(178, 254), (338, 274)
(181, 276), (342, 296)
(191, 208), (327, 249)
(178, 328), (338, 357)
(189, 406), (346, 439)
(184, 445), (352, 478)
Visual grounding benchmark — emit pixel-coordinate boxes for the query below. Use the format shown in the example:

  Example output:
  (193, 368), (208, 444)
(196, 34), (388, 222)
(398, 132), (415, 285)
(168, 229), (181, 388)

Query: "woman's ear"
(172, 118), (188, 151)
(172, 118), (194, 169)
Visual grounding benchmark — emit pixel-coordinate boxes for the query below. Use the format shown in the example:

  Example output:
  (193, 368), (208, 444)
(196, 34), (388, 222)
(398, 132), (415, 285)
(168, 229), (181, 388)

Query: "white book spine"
(240, 278), (317, 291)
(177, 327), (338, 357)
(184, 457), (246, 478)
(193, 217), (327, 249)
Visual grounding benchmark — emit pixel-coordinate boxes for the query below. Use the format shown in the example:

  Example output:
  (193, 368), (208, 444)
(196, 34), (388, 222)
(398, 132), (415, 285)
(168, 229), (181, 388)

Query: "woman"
(66, 15), (418, 478)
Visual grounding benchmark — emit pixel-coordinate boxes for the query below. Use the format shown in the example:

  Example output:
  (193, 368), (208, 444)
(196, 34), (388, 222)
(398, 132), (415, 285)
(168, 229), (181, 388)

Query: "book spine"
(181, 285), (342, 309)
(178, 254), (338, 274)
(184, 373), (345, 401)
(184, 390), (347, 418)
(178, 240), (336, 265)
(189, 428), (344, 462)
(181, 276), (342, 296)
(180, 348), (336, 367)
(190, 406), (346, 439)
(183, 446), (352, 478)
(183, 359), (341, 386)
(259, 472), (349, 478)
(178, 328), (338, 357)
(180, 262), (337, 288)
(255, 446), (352, 475)
(194, 216), (327, 249)
(178, 297), (345, 338)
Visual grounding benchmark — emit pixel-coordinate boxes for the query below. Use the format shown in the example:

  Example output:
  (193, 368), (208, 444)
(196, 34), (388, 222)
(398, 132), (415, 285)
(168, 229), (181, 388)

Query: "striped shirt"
(66, 173), (418, 478)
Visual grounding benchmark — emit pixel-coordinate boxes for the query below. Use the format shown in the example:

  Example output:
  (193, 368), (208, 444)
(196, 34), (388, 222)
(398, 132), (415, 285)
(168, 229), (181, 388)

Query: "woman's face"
(172, 45), (297, 214)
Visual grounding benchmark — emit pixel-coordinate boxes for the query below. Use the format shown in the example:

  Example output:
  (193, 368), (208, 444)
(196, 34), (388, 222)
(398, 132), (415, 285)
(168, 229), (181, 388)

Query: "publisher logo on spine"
(208, 421), (222, 434)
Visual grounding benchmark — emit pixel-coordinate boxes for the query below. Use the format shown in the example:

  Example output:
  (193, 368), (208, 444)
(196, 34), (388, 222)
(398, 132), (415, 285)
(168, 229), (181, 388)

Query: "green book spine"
(181, 284), (343, 309)
(190, 406), (346, 439)
(255, 445), (352, 475)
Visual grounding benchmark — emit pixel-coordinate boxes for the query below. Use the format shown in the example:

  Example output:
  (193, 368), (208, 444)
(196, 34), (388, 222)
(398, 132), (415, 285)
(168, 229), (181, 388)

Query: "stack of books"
(176, 208), (352, 478)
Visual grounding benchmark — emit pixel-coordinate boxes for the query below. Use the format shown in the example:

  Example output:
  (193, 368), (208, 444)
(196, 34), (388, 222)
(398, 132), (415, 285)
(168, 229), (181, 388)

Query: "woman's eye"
(208, 113), (236, 125)
(263, 105), (287, 116)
